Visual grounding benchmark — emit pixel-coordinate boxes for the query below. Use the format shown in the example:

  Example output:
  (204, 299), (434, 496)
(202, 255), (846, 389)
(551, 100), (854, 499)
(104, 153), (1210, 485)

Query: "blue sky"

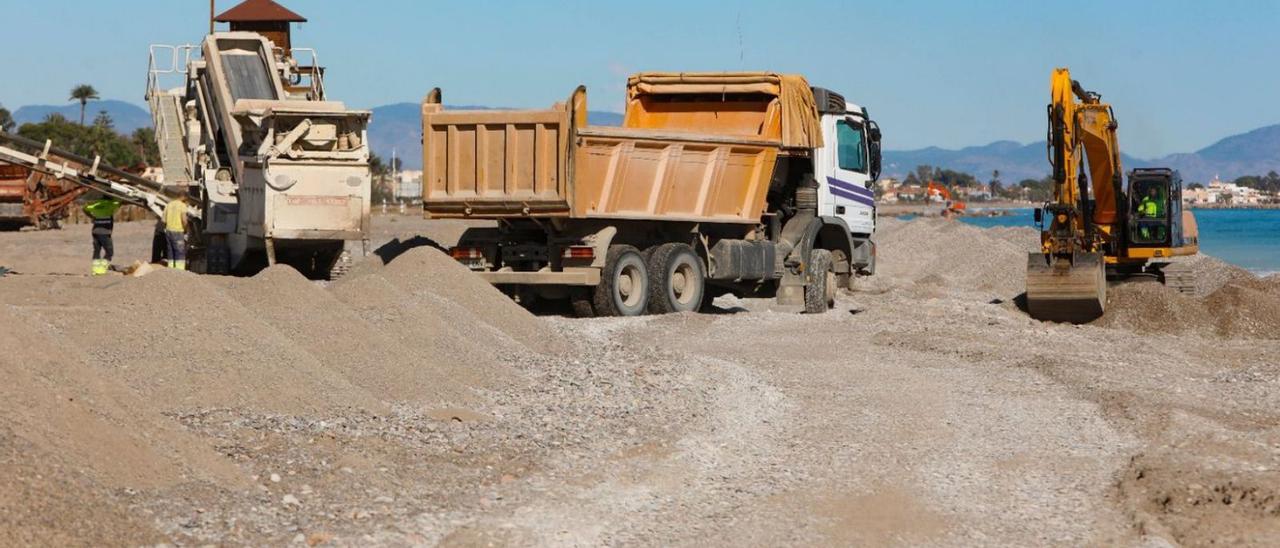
(2, 0), (1277, 158)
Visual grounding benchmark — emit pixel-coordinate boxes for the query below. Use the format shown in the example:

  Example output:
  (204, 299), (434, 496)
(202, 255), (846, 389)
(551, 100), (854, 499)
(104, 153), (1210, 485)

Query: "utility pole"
(209, 0), (215, 34)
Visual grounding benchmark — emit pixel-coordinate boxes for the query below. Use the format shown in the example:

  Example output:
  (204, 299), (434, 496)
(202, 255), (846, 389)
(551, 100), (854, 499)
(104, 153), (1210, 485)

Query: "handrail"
(145, 44), (196, 100)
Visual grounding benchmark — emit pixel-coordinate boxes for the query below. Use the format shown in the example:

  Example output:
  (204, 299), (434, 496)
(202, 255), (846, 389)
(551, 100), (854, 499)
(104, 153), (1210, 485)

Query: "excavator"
(1025, 68), (1199, 323)
(925, 181), (966, 217)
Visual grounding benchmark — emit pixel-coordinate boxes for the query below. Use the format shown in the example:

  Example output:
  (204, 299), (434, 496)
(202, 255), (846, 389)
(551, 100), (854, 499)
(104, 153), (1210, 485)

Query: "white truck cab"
(816, 101), (880, 237)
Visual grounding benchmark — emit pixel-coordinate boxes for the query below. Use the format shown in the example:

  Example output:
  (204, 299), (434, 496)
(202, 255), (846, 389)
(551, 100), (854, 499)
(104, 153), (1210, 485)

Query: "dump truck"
(422, 72), (882, 315)
(145, 31), (372, 278)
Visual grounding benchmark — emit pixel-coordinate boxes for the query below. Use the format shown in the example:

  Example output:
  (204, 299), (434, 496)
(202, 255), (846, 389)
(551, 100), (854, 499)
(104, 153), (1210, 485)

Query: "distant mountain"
(13, 100), (151, 133)
(884, 140), (1150, 183)
(885, 124), (1280, 184)
(12, 96), (1275, 183)
(1163, 124), (1280, 182)
(368, 102), (623, 170)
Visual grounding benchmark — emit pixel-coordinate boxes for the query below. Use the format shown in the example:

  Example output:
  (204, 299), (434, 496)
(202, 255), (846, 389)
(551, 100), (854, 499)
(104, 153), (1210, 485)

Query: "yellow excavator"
(1026, 68), (1200, 323)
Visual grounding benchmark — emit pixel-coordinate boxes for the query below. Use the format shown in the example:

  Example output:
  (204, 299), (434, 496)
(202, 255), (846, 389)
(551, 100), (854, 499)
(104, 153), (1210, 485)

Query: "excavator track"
(1158, 262), (1197, 296)
(1025, 252), (1106, 323)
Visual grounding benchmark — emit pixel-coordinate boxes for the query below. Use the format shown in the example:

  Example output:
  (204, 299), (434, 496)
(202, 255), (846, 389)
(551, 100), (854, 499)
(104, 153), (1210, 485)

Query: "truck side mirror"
(867, 120), (882, 182)
(869, 140), (882, 182)
(1034, 208), (1044, 225)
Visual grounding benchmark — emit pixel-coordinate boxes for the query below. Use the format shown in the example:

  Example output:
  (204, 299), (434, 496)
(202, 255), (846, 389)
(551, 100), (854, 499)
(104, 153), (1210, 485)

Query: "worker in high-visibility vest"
(162, 195), (190, 270)
(1138, 186), (1163, 240)
(83, 197), (121, 275)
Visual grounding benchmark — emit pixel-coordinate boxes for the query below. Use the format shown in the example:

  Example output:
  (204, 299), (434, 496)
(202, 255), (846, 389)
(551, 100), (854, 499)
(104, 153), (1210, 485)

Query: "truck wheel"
(593, 245), (649, 317)
(646, 243), (706, 314)
(804, 249), (836, 314)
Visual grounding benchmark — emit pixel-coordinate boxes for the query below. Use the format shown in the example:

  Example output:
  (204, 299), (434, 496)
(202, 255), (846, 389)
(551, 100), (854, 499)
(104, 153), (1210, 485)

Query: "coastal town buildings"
(1184, 177), (1274, 205)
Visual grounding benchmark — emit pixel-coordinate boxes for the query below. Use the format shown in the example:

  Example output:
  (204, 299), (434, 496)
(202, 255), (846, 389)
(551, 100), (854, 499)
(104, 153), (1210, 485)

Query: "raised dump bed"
(420, 84), (787, 224)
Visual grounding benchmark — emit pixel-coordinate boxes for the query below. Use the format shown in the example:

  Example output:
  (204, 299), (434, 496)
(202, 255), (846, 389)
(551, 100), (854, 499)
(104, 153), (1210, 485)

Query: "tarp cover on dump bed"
(625, 72), (824, 149)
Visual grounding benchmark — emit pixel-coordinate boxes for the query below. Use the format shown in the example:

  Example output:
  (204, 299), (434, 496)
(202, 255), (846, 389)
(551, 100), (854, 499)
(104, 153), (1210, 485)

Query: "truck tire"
(804, 249), (836, 314)
(593, 245), (649, 317)
(646, 243), (706, 314)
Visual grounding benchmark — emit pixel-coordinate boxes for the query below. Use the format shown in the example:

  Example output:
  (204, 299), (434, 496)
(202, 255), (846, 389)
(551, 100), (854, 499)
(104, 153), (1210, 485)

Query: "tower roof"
(214, 0), (307, 23)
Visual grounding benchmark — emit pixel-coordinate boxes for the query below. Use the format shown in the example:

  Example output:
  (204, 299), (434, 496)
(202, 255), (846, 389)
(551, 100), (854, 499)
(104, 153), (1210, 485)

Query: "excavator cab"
(1126, 168), (1184, 248)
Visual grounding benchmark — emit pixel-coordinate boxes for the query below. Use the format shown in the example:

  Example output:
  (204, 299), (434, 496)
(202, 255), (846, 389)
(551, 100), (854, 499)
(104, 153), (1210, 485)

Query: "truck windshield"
(837, 120), (867, 173)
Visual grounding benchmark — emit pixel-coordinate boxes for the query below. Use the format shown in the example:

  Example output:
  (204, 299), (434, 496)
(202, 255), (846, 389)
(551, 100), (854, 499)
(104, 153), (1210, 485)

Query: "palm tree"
(0, 105), (13, 133)
(69, 84), (100, 125)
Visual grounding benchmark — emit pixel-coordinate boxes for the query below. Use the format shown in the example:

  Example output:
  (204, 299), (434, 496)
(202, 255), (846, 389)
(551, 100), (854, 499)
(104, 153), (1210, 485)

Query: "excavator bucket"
(1025, 252), (1106, 323)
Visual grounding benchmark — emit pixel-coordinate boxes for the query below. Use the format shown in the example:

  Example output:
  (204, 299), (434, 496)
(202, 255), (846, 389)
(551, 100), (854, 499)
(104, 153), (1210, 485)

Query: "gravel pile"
(874, 217), (1038, 297)
(376, 247), (566, 354)
(1093, 281), (1210, 335)
(226, 265), (476, 405)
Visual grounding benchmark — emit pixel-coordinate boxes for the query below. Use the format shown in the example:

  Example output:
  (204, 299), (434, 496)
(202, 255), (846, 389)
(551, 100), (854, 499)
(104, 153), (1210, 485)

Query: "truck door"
(817, 114), (876, 235)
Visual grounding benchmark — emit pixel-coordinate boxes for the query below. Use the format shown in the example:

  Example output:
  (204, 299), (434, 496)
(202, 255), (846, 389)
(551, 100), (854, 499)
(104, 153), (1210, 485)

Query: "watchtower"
(214, 0), (307, 53)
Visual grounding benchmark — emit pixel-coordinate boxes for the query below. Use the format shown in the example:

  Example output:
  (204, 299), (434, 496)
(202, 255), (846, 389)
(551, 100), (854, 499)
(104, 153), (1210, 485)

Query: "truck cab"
(814, 93), (881, 239)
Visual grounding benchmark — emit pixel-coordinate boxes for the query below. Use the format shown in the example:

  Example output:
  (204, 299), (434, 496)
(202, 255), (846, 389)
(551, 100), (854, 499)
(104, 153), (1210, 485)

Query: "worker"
(83, 197), (121, 275)
(1139, 186), (1163, 218)
(1138, 186), (1163, 240)
(162, 195), (189, 270)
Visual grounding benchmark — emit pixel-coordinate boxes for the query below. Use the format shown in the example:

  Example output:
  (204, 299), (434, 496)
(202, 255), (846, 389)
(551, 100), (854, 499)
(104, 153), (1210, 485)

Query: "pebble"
(282, 494), (301, 506)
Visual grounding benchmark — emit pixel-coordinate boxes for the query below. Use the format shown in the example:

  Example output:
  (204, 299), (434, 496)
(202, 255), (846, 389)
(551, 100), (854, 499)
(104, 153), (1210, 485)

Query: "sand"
(1, 214), (1279, 545)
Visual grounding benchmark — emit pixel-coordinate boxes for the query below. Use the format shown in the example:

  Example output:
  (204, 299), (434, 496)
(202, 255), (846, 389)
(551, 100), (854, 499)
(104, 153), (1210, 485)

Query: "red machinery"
(925, 181), (967, 217)
(0, 162), (89, 230)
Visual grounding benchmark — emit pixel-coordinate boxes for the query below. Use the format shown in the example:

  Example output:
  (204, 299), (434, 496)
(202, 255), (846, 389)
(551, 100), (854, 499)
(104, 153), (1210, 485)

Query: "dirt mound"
(331, 269), (522, 392)
(228, 265), (475, 404)
(1095, 277), (1280, 340)
(43, 270), (386, 415)
(374, 246), (566, 354)
(0, 307), (246, 545)
(1174, 254), (1260, 296)
(1203, 283), (1280, 339)
(1093, 281), (1211, 335)
(0, 429), (162, 546)
(874, 218), (1037, 297)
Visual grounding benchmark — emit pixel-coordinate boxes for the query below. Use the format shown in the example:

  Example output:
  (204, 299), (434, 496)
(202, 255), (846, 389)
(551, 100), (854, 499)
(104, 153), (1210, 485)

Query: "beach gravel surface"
(1, 215), (1278, 546)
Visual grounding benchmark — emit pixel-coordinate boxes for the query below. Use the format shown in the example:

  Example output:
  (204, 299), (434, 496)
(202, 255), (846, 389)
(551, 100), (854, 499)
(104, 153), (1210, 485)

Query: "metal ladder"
(149, 92), (192, 184)
(145, 44), (197, 185)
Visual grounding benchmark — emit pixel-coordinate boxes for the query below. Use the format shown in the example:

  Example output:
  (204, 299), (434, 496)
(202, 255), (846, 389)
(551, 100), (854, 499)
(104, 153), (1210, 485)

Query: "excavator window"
(1130, 179), (1169, 244)
(836, 119), (867, 173)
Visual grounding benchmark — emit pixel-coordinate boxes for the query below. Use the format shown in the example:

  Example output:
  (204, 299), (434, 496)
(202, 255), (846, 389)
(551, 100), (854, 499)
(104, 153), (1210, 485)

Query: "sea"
(957, 207), (1280, 276)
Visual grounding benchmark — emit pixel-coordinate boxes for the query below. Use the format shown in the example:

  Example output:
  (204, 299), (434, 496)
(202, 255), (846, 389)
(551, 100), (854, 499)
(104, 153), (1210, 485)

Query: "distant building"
(1185, 177), (1266, 205)
(959, 185), (993, 200)
(895, 184), (923, 202)
(392, 170), (423, 201)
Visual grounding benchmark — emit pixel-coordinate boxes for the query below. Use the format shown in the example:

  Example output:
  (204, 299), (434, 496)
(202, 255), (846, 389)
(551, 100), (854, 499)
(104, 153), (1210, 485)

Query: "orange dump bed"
(422, 73), (821, 225)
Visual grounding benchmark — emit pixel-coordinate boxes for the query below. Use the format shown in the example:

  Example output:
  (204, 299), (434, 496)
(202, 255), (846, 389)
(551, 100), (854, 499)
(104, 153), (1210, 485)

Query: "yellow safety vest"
(164, 200), (188, 232)
(1139, 197), (1160, 217)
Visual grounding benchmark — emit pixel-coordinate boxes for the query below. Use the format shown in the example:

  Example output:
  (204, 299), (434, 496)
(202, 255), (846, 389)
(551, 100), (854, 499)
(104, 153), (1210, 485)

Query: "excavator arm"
(1027, 68), (1123, 323)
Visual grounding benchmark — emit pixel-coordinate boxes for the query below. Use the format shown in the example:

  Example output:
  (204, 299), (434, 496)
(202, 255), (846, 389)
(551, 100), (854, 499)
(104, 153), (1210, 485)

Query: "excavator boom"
(1025, 68), (1124, 323)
